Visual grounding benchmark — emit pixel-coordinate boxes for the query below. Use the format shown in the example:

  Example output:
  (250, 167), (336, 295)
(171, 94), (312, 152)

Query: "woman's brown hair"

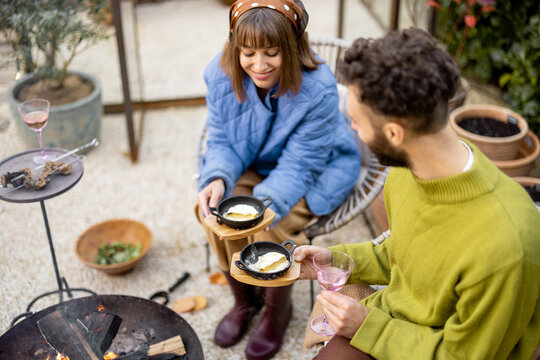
(220, 8), (321, 102)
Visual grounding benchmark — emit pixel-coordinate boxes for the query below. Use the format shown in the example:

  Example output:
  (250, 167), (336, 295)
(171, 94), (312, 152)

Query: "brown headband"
(229, 0), (308, 37)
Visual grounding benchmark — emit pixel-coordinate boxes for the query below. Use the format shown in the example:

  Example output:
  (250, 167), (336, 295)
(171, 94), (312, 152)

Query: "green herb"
(95, 241), (142, 265)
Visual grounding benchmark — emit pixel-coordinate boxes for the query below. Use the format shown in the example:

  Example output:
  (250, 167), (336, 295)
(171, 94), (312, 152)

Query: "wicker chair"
(195, 39), (389, 306)
(303, 38), (389, 307)
(303, 38), (389, 241)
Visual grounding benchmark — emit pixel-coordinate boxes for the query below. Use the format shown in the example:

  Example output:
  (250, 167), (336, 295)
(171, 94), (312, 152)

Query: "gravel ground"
(0, 1), (382, 357)
(0, 105), (375, 359)
(5, 1), (535, 358)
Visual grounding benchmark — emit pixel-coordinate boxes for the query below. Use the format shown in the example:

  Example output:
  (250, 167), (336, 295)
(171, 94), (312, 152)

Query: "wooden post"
(390, 0), (401, 31)
(112, 0), (138, 162)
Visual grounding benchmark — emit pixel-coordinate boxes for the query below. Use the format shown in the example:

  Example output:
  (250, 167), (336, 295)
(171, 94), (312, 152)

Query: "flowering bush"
(427, 0), (496, 64)
(429, 0), (540, 138)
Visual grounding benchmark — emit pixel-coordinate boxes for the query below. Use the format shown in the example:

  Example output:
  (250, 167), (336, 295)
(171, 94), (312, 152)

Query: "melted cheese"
(249, 252), (288, 273)
(224, 204), (258, 221)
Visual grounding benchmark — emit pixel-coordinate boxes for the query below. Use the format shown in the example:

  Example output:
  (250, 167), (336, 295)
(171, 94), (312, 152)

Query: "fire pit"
(0, 295), (204, 359)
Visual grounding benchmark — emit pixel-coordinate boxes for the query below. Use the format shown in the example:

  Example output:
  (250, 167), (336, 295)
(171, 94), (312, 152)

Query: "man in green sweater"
(294, 28), (540, 359)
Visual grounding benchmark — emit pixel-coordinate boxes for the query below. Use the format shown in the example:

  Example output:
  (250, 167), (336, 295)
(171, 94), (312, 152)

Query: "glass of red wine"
(310, 250), (355, 336)
(18, 99), (50, 164)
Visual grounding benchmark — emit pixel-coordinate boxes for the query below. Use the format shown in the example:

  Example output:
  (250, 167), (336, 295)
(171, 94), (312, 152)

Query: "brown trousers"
(305, 284), (377, 360)
(195, 169), (314, 271)
(314, 335), (375, 360)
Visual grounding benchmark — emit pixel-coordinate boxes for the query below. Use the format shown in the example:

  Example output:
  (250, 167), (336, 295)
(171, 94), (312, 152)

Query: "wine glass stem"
(37, 130), (45, 159)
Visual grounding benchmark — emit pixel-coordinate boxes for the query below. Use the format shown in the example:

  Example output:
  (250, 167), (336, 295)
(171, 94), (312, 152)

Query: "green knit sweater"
(331, 144), (540, 359)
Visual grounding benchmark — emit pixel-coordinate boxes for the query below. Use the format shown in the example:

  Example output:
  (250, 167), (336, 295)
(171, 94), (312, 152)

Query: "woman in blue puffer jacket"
(195, 1), (361, 359)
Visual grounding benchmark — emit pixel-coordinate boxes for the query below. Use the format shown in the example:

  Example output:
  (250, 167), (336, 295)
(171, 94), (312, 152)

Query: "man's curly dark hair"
(340, 28), (460, 134)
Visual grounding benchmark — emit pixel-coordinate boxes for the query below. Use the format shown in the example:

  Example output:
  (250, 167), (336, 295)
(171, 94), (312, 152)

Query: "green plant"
(0, 0), (109, 88)
(429, 0), (540, 139)
(96, 241), (142, 265)
(428, 0), (496, 64)
(498, 14), (540, 138)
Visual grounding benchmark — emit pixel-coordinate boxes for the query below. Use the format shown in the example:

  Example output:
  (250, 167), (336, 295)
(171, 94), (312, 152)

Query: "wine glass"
(310, 250), (355, 336)
(18, 99), (50, 164)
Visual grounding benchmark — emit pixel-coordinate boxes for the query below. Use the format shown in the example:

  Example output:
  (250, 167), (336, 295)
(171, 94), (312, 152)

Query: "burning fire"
(45, 354), (70, 360)
(47, 351), (117, 359)
(43, 305), (118, 360)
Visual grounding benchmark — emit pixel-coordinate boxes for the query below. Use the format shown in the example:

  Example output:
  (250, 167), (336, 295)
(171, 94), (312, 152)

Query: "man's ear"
(382, 122), (405, 146)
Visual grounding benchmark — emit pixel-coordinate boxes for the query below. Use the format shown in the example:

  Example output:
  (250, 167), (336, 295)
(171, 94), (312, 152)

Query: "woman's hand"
(293, 245), (331, 280)
(318, 291), (370, 339)
(198, 178), (225, 218)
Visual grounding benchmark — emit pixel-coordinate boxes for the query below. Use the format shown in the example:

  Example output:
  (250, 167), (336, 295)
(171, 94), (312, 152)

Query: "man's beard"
(366, 129), (410, 168)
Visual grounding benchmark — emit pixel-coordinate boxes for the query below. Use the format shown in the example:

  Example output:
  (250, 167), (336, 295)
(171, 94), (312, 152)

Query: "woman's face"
(239, 45), (282, 92)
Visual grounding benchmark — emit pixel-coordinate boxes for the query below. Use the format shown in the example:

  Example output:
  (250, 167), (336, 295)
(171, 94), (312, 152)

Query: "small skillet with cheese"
(235, 240), (296, 280)
(210, 195), (272, 230)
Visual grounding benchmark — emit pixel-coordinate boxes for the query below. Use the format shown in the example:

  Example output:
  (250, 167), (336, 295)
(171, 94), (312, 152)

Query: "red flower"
(426, 0), (440, 9)
(465, 15), (477, 27)
(467, 0), (476, 7)
(481, 5), (496, 12)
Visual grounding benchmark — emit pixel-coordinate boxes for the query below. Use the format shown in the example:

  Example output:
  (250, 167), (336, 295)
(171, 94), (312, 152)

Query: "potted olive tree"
(1, 0), (109, 150)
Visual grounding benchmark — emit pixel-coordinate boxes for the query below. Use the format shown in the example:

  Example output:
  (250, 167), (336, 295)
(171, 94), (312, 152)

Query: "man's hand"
(197, 178), (225, 218)
(318, 290), (370, 339)
(293, 245), (331, 280)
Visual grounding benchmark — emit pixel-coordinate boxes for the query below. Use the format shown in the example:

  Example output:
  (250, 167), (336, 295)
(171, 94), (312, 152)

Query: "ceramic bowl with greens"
(75, 219), (152, 275)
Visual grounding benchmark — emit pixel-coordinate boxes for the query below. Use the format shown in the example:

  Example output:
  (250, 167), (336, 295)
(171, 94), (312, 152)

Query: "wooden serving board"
(204, 208), (276, 240)
(230, 252), (300, 287)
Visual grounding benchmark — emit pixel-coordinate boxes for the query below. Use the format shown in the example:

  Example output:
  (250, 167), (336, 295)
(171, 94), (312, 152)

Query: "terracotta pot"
(449, 104), (528, 161)
(513, 176), (540, 187)
(493, 131), (540, 177)
(512, 176), (540, 212)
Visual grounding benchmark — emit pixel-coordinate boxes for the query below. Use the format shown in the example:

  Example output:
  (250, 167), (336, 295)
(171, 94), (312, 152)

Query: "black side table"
(0, 148), (97, 327)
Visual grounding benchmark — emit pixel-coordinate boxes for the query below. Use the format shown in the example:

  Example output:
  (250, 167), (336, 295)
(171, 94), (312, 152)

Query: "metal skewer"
(5, 138), (99, 185)
(0, 156), (86, 197)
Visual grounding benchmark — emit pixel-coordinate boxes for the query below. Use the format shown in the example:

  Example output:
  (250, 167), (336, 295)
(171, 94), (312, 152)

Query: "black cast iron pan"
(235, 240), (296, 280)
(209, 195), (272, 230)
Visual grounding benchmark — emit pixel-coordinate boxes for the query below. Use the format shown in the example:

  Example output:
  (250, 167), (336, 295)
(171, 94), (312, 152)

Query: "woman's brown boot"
(214, 272), (264, 347)
(245, 285), (293, 360)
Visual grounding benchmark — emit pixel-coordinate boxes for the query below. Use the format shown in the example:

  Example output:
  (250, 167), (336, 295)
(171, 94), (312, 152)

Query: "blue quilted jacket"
(199, 53), (361, 223)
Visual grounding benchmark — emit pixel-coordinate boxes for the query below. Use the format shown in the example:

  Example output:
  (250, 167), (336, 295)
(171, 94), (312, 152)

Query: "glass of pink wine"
(310, 250), (355, 336)
(18, 99), (50, 164)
